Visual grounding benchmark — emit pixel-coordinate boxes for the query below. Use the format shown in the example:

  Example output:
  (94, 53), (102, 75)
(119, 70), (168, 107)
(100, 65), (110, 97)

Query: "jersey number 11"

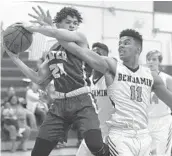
(130, 86), (142, 102)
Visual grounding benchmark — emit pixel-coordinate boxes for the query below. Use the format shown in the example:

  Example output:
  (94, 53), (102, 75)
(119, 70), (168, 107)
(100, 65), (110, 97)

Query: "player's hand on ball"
(12, 22), (35, 34)
(28, 5), (53, 27)
(3, 42), (19, 58)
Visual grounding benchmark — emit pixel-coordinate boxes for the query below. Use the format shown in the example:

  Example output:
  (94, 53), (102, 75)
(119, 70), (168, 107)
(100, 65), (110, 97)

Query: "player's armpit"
(39, 75), (53, 90)
(152, 72), (172, 108)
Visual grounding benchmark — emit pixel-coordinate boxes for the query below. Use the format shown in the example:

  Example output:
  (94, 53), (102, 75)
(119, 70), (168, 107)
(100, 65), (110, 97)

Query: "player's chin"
(119, 55), (125, 60)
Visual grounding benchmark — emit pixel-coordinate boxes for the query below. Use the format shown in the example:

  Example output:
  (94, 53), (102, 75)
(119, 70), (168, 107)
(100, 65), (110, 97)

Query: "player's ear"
(136, 46), (141, 54)
(55, 23), (59, 28)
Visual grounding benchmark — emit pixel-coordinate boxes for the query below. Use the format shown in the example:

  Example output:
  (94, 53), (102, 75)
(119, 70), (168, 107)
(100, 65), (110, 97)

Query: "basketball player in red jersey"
(4, 7), (109, 156)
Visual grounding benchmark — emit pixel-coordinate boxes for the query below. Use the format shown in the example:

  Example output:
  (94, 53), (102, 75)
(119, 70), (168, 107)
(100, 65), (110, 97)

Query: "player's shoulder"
(50, 42), (60, 51)
(74, 30), (88, 43)
(103, 57), (118, 75)
(151, 71), (163, 86)
(139, 64), (149, 70)
(105, 56), (118, 62)
(159, 71), (171, 78)
(138, 64), (152, 74)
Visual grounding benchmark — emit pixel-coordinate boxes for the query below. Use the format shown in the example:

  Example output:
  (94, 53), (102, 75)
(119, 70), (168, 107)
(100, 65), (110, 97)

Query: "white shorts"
(148, 115), (172, 156)
(76, 128), (152, 156)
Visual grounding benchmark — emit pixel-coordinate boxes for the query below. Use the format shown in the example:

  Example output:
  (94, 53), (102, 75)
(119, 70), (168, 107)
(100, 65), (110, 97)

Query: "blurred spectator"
(26, 82), (47, 126)
(2, 86), (37, 129)
(19, 97), (37, 129)
(2, 101), (24, 137)
(3, 95), (31, 152)
(18, 97), (27, 108)
(3, 86), (16, 103)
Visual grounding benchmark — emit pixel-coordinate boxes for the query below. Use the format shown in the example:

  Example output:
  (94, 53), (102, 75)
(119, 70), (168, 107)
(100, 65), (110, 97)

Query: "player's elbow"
(32, 77), (45, 86)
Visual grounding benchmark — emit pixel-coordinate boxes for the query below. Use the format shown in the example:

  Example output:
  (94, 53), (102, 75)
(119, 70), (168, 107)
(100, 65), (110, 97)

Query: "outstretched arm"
(25, 6), (87, 43)
(152, 72), (172, 108)
(4, 46), (52, 86)
(58, 41), (115, 74)
(27, 25), (87, 43)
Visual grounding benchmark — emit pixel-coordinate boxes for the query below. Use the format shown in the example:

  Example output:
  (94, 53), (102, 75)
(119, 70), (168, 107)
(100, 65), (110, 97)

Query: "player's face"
(92, 47), (108, 56)
(57, 15), (79, 31)
(146, 53), (160, 71)
(118, 36), (138, 61)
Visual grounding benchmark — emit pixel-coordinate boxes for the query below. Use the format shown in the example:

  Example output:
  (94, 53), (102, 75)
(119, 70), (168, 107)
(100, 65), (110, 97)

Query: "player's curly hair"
(92, 42), (109, 53)
(120, 29), (143, 49)
(53, 7), (83, 24)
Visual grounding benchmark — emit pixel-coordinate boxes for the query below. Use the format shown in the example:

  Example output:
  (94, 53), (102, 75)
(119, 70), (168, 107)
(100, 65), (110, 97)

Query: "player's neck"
(150, 68), (160, 74)
(123, 59), (139, 69)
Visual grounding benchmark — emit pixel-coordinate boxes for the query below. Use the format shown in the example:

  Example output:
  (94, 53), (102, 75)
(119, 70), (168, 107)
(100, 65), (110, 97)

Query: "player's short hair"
(146, 50), (163, 63)
(120, 29), (143, 50)
(92, 42), (109, 53)
(53, 7), (83, 24)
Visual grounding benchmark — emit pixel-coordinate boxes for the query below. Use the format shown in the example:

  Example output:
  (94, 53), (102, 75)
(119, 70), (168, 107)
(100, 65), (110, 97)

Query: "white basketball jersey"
(91, 75), (107, 90)
(91, 74), (113, 137)
(148, 72), (171, 117)
(106, 62), (154, 130)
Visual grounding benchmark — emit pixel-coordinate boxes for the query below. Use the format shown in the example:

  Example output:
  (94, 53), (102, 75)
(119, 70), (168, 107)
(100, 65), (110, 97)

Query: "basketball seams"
(17, 27), (32, 44)
(3, 26), (32, 54)
(6, 27), (22, 50)
(20, 33), (23, 53)
(3, 27), (20, 38)
(8, 29), (23, 51)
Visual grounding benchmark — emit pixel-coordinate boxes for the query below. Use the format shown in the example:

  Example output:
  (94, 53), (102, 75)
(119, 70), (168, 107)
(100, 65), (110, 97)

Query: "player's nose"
(69, 23), (75, 29)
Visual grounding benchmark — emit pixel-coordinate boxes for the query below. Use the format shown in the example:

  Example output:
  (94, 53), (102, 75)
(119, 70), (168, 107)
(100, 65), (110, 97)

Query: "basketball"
(3, 25), (33, 54)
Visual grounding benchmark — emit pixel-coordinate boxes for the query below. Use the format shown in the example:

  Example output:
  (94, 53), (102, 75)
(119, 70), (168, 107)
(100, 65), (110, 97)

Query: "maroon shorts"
(37, 93), (100, 143)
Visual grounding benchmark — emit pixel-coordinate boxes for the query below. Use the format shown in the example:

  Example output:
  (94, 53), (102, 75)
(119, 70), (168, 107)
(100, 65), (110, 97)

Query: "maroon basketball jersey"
(47, 44), (92, 93)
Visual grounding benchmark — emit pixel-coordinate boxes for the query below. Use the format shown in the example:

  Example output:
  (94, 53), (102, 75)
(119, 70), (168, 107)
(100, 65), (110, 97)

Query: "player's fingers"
(28, 13), (38, 20)
(29, 20), (41, 25)
(32, 6), (41, 16)
(38, 5), (46, 16)
(3, 42), (11, 54)
(47, 10), (52, 18)
(11, 22), (25, 28)
(29, 20), (44, 26)
(29, 20), (37, 24)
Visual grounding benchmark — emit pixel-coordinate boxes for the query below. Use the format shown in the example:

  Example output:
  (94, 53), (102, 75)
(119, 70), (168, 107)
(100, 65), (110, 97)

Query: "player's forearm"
(162, 92), (172, 109)
(59, 41), (108, 74)
(9, 56), (44, 84)
(155, 89), (172, 108)
(39, 76), (52, 91)
(29, 26), (80, 42)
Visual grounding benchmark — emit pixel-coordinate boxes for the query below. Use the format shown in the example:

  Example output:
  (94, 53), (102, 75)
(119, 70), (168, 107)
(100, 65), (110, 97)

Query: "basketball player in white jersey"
(75, 42), (112, 156)
(53, 29), (172, 156)
(146, 50), (172, 156)
(91, 43), (113, 136)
